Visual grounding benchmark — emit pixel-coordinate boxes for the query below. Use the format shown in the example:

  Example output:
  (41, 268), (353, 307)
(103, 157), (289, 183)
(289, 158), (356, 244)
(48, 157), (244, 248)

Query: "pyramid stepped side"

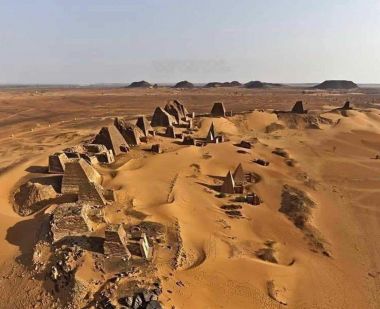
(78, 182), (107, 206)
(233, 163), (245, 185)
(49, 152), (69, 174)
(220, 171), (235, 194)
(136, 116), (153, 136)
(62, 159), (102, 194)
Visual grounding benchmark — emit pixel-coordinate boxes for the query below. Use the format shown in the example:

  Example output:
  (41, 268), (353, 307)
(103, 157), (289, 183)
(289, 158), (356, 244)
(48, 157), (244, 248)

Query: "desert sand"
(0, 86), (379, 308)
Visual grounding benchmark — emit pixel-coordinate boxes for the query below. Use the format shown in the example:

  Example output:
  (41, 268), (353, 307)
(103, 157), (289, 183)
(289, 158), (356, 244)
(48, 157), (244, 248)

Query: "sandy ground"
(0, 87), (379, 308)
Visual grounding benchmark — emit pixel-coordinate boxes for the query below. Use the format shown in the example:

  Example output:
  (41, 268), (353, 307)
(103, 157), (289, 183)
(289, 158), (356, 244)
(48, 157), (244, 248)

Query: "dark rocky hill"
(313, 80), (358, 89)
(174, 80), (194, 88)
(244, 81), (283, 88)
(127, 81), (152, 88)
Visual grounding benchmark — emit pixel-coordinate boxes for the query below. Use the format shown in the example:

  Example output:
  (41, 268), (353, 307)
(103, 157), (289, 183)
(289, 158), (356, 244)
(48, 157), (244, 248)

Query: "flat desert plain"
(0, 86), (379, 308)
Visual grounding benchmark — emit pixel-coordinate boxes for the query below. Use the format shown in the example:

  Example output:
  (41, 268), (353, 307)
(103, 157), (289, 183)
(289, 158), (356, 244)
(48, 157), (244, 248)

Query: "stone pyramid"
(136, 116), (153, 136)
(48, 152), (69, 174)
(206, 122), (216, 142)
(114, 118), (144, 146)
(61, 158), (102, 194)
(220, 170), (235, 194)
(151, 107), (176, 127)
(164, 100), (189, 123)
(233, 163), (245, 186)
(211, 102), (226, 117)
(291, 101), (305, 114)
(165, 125), (176, 138)
(342, 101), (351, 110)
(93, 125), (128, 156)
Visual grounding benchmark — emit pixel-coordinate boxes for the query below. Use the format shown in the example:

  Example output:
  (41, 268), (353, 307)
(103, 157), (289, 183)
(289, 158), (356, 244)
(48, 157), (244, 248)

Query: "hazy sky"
(0, 0), (379, 84)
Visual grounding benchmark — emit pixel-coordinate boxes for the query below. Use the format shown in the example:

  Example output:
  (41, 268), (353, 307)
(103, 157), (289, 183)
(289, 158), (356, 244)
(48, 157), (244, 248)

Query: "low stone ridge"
(114, 118), (144, 146)
(128, 81), (152, 88)
(14, 181), (57, 216)
(244, 81), (283, 88)
(279, 185), (314, 228)
(93, 125), (129, 156)
(313, 80), (358, 89)
(173, 80), (194, 88)
(205, 81), (241, 88)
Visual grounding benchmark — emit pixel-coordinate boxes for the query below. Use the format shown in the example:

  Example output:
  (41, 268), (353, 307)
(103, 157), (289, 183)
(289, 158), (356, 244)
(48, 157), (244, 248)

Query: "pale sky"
(0, 0), (379, 84)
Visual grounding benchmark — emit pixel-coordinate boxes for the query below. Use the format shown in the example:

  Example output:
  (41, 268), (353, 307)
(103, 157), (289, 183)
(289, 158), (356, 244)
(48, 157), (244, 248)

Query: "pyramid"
(136, 116), (153, 136)
(220, 171), (235, 194)
(211, 102), (226, 117)
(61, 158), (102, 194)
(206, 122), (216, 142)
(151, 107), (176, 127)
(48, 152), (69, 174)
(233, 163), (245, 186)
(291, 101), (305, 114)
(165, 125), (176, 138)
(164, 100), (189, 123)
(114, 118), (144, 146)
(93, 125), (128, 156)
(342, 101), (351, 110)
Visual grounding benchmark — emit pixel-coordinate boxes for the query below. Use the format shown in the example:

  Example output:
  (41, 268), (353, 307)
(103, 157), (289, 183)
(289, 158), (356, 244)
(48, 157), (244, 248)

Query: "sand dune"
(0, 87), (379, 308)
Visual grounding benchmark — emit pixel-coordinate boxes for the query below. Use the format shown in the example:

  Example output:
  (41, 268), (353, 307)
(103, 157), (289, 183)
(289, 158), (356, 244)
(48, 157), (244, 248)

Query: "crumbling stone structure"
(164, 100), (189, 124)
(83, 144), (115, 164)
(50, 203), (97, 242)
(114, 118), (145, 146)
(139, 232), (153, 260)
(14, 181), (57, 216)
(151, 144), (162, 154)
(103, 224), (131, 259)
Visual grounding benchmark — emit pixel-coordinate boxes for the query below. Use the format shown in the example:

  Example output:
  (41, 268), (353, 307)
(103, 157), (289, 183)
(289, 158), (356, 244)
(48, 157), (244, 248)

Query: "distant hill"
(244, 81), (283, 88)
(127, 81), (151, 88)
(174, 80), (194, 88)
(313, 80), (358, 90)
(205, 81), (242, 88)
